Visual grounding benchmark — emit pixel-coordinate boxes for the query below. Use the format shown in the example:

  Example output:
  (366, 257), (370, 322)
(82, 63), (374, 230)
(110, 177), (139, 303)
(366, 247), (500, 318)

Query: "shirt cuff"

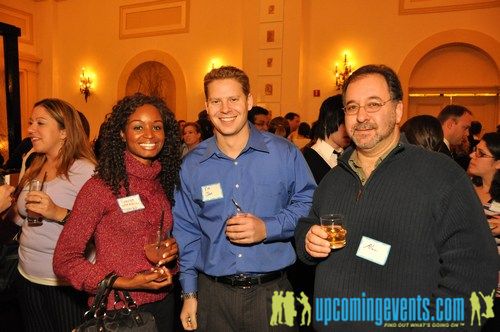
(179, 272), (198, 293)
(262, 216), (281, 242)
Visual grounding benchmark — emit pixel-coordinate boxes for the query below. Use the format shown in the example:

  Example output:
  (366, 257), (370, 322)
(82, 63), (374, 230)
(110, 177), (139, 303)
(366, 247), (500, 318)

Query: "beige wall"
(2, 0), (500, 139)
(301, 1), (500, 124)
(3, 0), (244, 139)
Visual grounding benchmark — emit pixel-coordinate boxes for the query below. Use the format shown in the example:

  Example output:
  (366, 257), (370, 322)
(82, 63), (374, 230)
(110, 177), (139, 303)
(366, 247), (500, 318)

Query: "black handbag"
(74, 273), (158, 332)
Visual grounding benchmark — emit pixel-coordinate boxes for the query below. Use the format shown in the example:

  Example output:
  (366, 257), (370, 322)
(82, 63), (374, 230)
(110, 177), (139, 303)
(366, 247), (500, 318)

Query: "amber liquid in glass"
(322, 225), (347, 249)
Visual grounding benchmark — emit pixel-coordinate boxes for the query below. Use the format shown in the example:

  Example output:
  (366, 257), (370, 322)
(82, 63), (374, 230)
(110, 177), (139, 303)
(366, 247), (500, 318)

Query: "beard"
(350, 110), (397, 150)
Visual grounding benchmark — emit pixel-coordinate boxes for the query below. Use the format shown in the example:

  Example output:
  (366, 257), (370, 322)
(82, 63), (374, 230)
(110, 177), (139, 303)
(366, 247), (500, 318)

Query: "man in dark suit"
(437, 104), (473, 168)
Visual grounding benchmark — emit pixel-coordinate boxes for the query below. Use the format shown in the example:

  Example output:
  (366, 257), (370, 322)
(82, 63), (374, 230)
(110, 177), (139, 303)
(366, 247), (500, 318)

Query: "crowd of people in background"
(0, 64), (499, 332)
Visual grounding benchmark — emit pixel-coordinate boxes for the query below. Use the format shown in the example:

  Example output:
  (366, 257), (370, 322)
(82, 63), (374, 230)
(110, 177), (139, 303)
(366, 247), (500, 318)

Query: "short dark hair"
(203, 66), (250, 100)
(248, 106), (269, 124)
(482, 132), (500, 161)
(437, 105), (472, 124)
(314, 94), (344, 140)
(469, 121), (482, 136)
(342, 64), (403, 103)
(284, 112), (299, 121)
(297, 122), (311, 138)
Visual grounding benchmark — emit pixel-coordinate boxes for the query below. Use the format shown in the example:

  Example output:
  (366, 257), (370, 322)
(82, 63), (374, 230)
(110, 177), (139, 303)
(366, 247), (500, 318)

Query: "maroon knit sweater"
(53, 151), (173, 308)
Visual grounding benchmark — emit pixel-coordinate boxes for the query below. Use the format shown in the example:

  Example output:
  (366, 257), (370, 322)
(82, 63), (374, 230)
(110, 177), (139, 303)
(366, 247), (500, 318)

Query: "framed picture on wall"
(259, 0), (284, 22)
(257, 76), (282, 103)
(258, 49), (282, 75)
(399, 0), (500, 14)
(259, 22), (283, 49)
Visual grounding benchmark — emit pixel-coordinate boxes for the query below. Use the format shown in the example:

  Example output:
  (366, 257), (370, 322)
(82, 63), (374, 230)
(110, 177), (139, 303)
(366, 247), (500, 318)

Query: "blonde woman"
(12, 98), (95, 332)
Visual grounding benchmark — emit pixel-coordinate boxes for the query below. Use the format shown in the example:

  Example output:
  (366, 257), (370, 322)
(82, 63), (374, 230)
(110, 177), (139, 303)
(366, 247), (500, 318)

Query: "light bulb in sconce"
(208, 58), (223, 72)
(334, 53), (353, 91)
(79, 67), (93, 102)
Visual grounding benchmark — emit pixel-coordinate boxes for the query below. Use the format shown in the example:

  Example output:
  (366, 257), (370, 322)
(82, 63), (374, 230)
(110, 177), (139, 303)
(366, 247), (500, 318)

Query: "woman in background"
(54, 93), (181, 331)
(400, 114), (447, 153)
(181, 122), (202, 157)
(467, 132), (500, 204)
(12, 98), (95, 331)
(468, 133), (500, 331)
(268, 116), (290, 139)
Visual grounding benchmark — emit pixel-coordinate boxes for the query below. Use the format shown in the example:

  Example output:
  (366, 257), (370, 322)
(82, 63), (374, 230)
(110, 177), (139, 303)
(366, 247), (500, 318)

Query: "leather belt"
(206, 271), (284, 287)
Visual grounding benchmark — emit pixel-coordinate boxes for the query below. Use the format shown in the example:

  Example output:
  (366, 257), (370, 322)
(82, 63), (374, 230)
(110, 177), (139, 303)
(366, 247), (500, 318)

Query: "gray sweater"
(295, 142), (497, 331)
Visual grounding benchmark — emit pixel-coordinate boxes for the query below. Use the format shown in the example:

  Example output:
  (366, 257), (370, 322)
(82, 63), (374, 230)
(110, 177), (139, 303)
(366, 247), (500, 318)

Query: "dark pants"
(139, 292), (175, 331)
(15, 270), (88, 332)
(197, 272), (299, 332)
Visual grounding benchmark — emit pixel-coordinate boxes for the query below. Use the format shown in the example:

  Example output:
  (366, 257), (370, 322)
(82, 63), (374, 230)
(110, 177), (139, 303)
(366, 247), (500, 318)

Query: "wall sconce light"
(79, 67), (92, 102)
(208, 58), (223, 72)
(335, 54), (353, 91)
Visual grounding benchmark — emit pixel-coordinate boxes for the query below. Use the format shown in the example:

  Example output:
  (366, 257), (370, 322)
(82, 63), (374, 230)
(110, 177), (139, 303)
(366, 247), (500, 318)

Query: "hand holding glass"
(320, 214), (347, 249)
(26, 179), (44, 226)
(144, 232), (174, 267)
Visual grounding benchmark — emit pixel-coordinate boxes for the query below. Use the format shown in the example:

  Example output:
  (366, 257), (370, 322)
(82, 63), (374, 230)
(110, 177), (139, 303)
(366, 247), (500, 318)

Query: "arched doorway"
(399, 30), (500, 133)
(125, 61), (175, 110)
(117, 50), (187, 120)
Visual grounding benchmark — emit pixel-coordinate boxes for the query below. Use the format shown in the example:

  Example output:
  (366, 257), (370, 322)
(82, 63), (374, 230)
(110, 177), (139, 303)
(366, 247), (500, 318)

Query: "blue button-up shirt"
(173, 124), (316, 292)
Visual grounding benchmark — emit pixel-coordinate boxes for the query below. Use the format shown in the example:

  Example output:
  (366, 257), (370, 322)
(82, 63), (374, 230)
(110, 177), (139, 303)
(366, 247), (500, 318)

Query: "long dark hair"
(400, 115), (446, 153)
(95, 93), (181, 203)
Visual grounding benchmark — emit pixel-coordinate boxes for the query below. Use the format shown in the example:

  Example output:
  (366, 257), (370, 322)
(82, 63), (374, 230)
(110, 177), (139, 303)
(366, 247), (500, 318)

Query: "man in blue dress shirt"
(173, 66), (316, 331)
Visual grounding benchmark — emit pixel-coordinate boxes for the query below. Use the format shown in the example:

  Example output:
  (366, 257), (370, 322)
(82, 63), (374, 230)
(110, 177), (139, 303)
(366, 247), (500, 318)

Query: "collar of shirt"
(312, 139), (342, 168)
(443, 138), (451, 149)
(348, 140), (400, 185)
(200, 123), (270, 162)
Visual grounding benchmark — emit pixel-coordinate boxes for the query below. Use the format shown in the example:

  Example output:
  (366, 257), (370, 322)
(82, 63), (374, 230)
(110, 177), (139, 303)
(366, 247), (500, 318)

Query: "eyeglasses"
(472, 146), (494, 159)
(343, 98), (393, 115)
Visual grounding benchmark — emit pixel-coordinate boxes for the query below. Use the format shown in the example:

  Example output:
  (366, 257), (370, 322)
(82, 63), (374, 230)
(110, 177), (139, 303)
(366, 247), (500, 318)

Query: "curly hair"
(95, 93), (181, 203)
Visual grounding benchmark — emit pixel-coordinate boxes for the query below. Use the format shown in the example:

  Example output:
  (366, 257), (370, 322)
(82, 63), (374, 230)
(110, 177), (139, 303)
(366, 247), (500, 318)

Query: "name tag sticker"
(117, 194), (145, 213)
(356, 236), (391, 266)
(201, 183), (224, 202)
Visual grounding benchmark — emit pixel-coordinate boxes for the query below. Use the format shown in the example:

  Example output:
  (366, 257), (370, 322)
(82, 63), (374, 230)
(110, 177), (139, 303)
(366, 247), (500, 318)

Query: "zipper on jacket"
(338, 143), (405, 202)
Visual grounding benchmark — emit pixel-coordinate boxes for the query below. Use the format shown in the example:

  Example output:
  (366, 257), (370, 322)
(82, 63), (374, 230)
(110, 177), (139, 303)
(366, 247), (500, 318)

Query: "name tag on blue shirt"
(201, 183), (224, 202)
(356, 236), (391, 266)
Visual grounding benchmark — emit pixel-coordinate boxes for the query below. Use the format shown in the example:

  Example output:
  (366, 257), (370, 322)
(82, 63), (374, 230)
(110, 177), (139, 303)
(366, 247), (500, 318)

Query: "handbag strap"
(112, 289), (138, 310)
(83, 273), (119, 319)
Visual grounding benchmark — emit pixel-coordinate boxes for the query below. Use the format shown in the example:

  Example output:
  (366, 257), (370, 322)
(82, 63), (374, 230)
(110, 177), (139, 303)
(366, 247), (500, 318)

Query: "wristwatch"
(180, 291), (198, 301)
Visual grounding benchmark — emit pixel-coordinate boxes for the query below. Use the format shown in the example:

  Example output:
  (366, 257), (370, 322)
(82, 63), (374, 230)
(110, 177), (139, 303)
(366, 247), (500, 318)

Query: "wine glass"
(26, 179), (44, 226)
(144, 231), (172, 267)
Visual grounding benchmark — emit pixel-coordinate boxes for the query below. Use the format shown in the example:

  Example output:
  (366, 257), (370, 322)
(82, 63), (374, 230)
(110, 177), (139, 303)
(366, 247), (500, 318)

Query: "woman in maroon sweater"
(53, 93), (181, 331)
